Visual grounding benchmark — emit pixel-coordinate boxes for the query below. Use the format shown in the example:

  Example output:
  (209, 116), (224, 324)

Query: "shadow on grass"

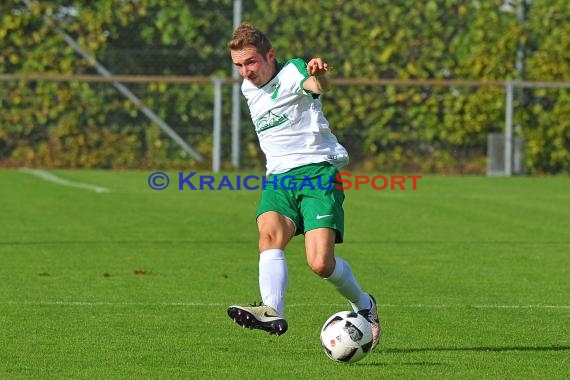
(355, 345), (570, 367)
(383, 345), (570, 354)
(358, 361), (447, 367)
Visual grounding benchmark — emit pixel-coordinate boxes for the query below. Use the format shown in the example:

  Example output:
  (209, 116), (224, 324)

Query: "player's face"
(231, 46), (276, 87)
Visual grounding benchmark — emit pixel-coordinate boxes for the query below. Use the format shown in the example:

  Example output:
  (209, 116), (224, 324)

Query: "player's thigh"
(256, 188), (298, 250)
(257, 211), (296, 247)
(304, 227), (337, 277)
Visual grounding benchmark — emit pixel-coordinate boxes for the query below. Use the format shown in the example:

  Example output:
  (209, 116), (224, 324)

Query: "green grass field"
(1, 169), (568, 379)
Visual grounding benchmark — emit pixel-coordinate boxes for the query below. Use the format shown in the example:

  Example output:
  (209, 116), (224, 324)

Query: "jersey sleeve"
(284, 58), (315, 96)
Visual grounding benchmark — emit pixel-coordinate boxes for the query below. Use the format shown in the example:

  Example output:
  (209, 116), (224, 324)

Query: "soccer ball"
(320, 311), (373, 363)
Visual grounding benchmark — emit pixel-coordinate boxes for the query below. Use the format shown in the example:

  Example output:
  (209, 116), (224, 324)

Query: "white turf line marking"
(19, 168), (110, 193)
(0, 301), (569, 309)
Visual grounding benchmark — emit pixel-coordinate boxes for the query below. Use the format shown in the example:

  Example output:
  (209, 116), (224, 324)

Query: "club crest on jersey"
(255, 111), (289, 133)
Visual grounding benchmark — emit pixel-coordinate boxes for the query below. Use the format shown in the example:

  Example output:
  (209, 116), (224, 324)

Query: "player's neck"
(260, 60), (279, 88)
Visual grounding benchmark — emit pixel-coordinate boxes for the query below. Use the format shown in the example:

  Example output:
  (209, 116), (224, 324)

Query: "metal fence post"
(212, 77), (225, 173)
(231, 0), (243, 169)
(504, 81), (514, 176)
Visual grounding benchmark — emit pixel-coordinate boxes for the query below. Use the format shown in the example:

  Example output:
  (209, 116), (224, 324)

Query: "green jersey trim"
(286, 58), (310, 77)
(284, 58), (315, 96)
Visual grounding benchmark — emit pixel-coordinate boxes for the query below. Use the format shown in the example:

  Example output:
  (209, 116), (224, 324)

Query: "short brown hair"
(228, 22), (272, 55)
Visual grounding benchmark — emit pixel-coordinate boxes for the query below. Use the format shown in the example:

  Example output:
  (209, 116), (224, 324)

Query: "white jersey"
(241, 58), (349, 175)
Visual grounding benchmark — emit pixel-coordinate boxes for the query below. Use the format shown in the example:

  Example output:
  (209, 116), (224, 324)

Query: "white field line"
(19, 168), (110, 193)
(0, 301), (569, 309)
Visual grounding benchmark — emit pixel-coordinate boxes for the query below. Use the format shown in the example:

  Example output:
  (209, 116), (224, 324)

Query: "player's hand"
(307, 58), (330, 76)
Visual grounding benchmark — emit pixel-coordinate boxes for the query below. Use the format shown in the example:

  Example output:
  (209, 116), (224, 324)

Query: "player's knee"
(258, 228), (288, 251)
(307, 256), (334, 278)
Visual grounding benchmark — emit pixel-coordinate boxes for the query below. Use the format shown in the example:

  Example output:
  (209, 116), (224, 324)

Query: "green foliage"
(0, 0), (568, 173)
(250, 0), (570, 174)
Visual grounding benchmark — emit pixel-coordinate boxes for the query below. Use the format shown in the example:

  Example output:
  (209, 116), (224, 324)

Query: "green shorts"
(256, 162), (345, 243)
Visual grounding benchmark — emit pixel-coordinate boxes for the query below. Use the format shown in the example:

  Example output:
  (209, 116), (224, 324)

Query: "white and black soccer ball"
(320, 311), (373, 363)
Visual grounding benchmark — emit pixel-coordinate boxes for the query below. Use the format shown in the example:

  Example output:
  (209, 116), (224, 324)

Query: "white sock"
(325, 257), (371, 311)
(258, 249), (288, 316)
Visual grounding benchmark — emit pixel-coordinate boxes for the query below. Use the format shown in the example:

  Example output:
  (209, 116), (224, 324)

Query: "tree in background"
(1, 0), (568, 173)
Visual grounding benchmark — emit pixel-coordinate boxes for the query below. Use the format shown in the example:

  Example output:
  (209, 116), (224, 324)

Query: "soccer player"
(226, 22), (380, 350)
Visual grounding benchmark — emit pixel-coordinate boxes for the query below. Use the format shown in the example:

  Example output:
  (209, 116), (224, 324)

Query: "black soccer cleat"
(227, 303), (288, 336)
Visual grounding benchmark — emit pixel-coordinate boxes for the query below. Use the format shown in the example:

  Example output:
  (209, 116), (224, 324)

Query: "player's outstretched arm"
(303, 57), (331, 94)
